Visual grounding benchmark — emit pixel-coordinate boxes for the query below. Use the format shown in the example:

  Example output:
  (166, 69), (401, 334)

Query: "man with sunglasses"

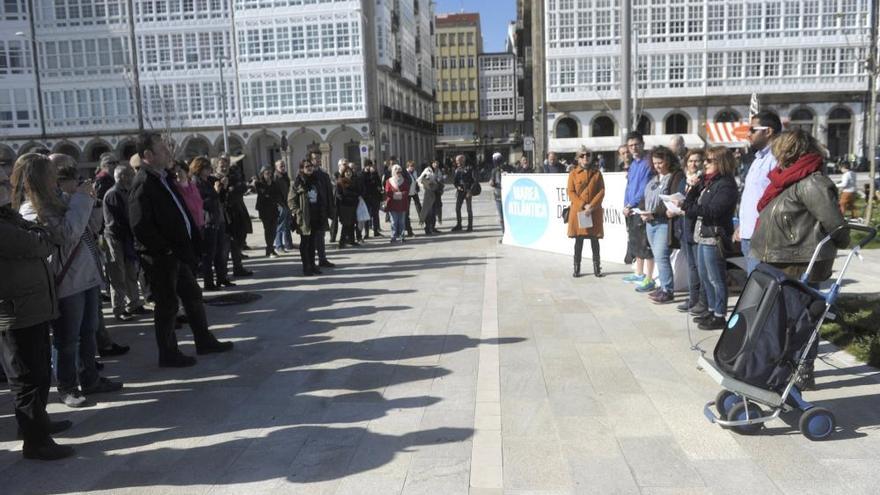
(736, 110), (782, 274)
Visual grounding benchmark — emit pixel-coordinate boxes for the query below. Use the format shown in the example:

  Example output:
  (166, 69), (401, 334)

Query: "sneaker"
(82, 377), (123, 395)
(651, 290), (674, 304)
(676, 300), (690, 312)
(269, 252), (279, 259)
(622, 273), (645, 283)
(22, 439), (76, 461)
(698, 315), (726, 330)
(58, 390), (89, 408)
(113, 312), (134, 322)
(688, 302), (708, 316)
(692, 312), (713, 324)
(318, 260), (336, 268)
(634, 278), (656, 293)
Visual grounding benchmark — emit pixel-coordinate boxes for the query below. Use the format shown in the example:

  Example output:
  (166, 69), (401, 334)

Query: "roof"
(435, 12), (481, 27)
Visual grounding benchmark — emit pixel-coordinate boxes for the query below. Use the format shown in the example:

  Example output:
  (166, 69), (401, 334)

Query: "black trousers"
(140, 254), (218, 361)
(0, 322), (52, 446)
(330, 214), (339, 242)
(259, 213), (278, 255)
(573, 236), (601, 263)
(367, 200), (381, 234)
(299, 232), (317, 271)
(201, 224), (229, 284)
(423, 203), (437, 234)
(224, 231), (245, 272)
(455, 191), (473, 228)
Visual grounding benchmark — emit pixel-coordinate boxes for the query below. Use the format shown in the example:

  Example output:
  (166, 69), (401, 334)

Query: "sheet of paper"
(630, 208), (646, 216)
(577, 210), (592, 229)
(659, 192), (684, 215)
(659, 192), (685, 202)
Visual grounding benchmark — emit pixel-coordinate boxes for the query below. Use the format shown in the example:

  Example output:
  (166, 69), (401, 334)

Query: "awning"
(705, 122), (750, 147)
(549, 134), (704, 153)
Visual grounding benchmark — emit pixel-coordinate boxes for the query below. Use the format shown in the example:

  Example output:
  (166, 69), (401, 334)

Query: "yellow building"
(434, 13), (482, 164)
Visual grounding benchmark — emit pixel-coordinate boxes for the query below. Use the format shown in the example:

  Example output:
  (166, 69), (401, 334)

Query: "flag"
(749, 93), (760, 119)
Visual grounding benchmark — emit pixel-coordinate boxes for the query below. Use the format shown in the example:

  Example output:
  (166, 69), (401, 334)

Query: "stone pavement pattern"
(1, 190), (879, 494)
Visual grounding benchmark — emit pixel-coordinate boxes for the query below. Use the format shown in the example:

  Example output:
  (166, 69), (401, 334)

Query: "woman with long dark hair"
(335, 164), (361, 248)
(255, 164), (282, 257)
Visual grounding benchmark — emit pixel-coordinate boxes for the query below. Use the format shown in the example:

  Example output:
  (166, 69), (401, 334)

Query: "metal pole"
(620, 0), (631, 142)
(631, 26), (638, 131)
(218, 57), (229, 154)
(865, 0), (879, 224)
(22, 1), (45, 138)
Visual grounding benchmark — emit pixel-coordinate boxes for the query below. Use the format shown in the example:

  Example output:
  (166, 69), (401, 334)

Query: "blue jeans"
(390, 211), (405, 239)
(274, 207), (293, 249)
(682, 242), (705, 307)
(494, 197), (504, 233)
(646, 222), (672, 292)
(697, 244), (728, 317)
(52, 286), (100, 392)
(740, 238), (759, 275)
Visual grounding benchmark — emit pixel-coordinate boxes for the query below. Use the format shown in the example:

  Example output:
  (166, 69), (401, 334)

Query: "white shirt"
(836, 170), (857, 193)
(738, 145), (777, 239)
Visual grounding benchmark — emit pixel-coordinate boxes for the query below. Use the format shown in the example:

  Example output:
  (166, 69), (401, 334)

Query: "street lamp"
(15, 31), (45, 138)
(215, 55), (230, 155)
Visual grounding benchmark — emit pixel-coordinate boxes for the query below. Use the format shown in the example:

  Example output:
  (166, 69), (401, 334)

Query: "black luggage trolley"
(699, 224), (877, 440)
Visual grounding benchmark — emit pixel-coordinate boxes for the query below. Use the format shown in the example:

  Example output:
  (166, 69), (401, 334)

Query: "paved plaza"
(2, 191), (880, 494)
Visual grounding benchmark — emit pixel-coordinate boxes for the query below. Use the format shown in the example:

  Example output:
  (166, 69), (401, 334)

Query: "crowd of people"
(556, 111), (852, 391)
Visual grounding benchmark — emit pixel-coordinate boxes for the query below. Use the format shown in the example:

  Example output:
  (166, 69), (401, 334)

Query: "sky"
(434, 0), (516, 53)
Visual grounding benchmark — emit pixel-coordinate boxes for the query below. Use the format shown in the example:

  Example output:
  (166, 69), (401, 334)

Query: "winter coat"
(20, 192), (103, 299)
(195, 176), (223, 228)
(418, 167), (440, 222)
(274, 172), (291, 208)
(384, 179), (410, 212)
(566, 167), (605, 238)
(102, 184), (137, 260)
(0, 207), (58, 330)
(643, 169), (686, 248)
(750, 172), (849, 264)
(289, 173), (329, 236)
(682, 174), (738, 244)
(129, 167), (202, 269)
(453, 166), (477, 194)
(255, 178), (284, 218)
(335, 181), (360, 225)
(224, 164), (253, 238)
(363, 171), (384, 204)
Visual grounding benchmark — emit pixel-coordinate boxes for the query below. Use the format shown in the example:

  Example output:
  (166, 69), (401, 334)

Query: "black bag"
(561, 206), (570, 223)
(471, 182), (482, 196)
(713, 264), (826, 392)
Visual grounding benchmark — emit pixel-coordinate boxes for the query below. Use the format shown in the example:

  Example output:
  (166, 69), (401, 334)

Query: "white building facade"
(0, 0), (435, 175)
(478, 51), (524, 163)
(542, 0), (872, 167)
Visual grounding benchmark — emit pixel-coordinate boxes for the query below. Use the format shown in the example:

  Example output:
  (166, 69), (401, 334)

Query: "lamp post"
(216, 55), (230, 155)
(15, 30), (45, 138)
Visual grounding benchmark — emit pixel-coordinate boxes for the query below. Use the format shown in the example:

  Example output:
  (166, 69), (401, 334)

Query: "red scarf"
(702, 171), (719, 187)
(756, 153), (823, 212)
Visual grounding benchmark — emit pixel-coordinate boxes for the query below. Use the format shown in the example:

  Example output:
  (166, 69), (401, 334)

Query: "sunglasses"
(578, 154), (591, 158)
(748, 126), (769, 134)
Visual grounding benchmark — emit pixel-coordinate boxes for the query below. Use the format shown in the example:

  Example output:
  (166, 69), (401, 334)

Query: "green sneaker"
(634, 277), (656, 292)
(622, 273), (645, 283)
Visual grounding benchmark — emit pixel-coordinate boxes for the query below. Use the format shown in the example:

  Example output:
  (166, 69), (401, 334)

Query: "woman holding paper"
(638, 146), (686, 304)
(566, 145), (605, 278)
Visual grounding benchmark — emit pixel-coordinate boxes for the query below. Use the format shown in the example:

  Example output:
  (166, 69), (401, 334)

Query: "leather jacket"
(750, 172), (849, 264)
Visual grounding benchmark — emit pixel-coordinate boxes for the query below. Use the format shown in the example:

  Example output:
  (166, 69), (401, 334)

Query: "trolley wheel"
(799, 407), (835, 441)
(726, 401), (764, 435)
(715, 390), (741, 418)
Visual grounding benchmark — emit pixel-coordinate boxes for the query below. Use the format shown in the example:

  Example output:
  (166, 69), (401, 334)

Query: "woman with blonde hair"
(12, 153), (123, 409)
(750, 128), (849, 389)
(566, 145), (605, 277)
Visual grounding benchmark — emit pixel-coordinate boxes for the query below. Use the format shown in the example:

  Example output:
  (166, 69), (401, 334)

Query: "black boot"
(573, 257), (581, 278)
(593, 261), (603, 278)
(573, 237), (583, 278)
(590, 237), (604, 277)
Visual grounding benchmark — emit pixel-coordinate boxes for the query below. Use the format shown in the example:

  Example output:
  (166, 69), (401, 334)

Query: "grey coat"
(20, 192), (104, 299)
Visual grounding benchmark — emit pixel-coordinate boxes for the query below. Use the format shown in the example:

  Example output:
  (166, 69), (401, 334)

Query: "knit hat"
(99, 152), (119, 169)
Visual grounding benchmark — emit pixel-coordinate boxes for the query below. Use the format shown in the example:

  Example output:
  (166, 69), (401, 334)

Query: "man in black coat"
(309, 152), (336, 268)
(103, 165), (144, 321)
(452, 154), (477, 232)
(129, 133), (232, 367)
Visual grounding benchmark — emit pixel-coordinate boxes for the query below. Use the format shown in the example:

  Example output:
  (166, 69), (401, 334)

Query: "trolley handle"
(803, 224), (877, 286)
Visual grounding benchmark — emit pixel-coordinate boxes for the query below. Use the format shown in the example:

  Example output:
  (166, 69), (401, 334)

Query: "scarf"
(757, 153), (823, 212)
(390, 175), (404, 191)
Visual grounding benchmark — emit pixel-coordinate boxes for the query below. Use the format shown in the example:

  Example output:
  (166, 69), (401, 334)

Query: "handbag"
(561, 206), (570, 223)
(471, 182), (482, 196)
(356, 197), (370, 222)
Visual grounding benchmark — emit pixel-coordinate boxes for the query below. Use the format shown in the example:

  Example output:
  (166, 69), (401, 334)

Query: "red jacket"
(384, 180), (410, 212)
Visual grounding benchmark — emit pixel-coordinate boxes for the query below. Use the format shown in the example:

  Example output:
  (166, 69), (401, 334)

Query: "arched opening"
(664, 113), (689, 134)
(636, 114), (652, 135)
(289, 129), (323, 175)
(715, 109), (741, 123)
(789, 108), (815, 134)
(84, 140), (113, 163)
(328, 127), (364, 167)
(591, 115), (615, 137)
(181, 135), (212, 161)
(826, 107), (852, 161)
(247, 131), (283, 178)
(555, 117), (579, 138)
(117, 140), (138, 162)
(53, 142), (81, 162)
(214, 134), (245, 156)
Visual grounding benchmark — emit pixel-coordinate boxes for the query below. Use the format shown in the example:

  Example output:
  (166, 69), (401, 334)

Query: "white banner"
(500, 173), (629, 262)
